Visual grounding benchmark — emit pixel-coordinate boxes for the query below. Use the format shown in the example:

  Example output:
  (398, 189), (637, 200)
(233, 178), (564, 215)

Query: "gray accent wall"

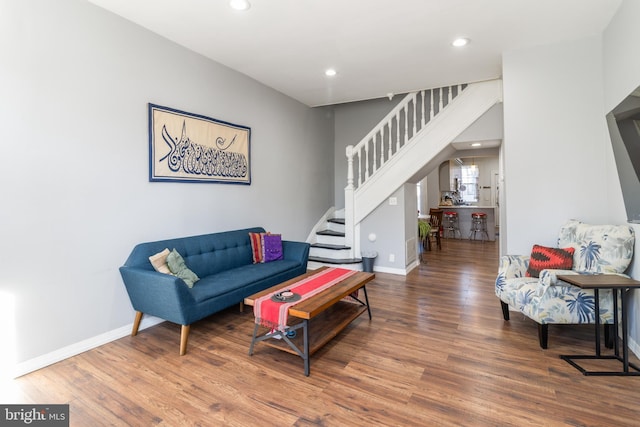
(333, 96), (404, 207)
(359, 184), (418, 273)
(607, 111), (640, 223)
(0, 0), (333, 368)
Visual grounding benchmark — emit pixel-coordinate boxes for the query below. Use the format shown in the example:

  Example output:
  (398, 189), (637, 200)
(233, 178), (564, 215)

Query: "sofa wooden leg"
(239, 301), (244, 312)
(180, 325), (191, 356)
(605, 324), (615, 349)
(538, 323), (548, 349)
(500, 301), (510, 321)
(132, 311), (143, 336)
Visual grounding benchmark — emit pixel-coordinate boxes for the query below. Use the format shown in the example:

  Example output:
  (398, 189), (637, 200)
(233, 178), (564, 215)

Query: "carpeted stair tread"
(316, 229), (345, 237)
(310, 243), (351, 250)
(308, 256), (362, 264)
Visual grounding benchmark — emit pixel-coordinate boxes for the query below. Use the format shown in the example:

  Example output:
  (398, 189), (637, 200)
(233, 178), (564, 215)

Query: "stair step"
(327, 218), (345, 225)
(307, 261), (361, 271)
(308, 256), (362, 265)
(311, 243), (351, 250)
(317, 229), (345, 237)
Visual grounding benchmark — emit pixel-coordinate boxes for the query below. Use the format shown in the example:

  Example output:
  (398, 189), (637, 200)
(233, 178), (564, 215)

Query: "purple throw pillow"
(262, 234), (284, 263)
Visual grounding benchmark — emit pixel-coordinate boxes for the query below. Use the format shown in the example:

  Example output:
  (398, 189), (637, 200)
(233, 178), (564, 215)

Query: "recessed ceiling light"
(471, 142), (482, 147)
(229, 0), (251, 11)
(325, 68), (337, 77)
(452, 38), (469, 47)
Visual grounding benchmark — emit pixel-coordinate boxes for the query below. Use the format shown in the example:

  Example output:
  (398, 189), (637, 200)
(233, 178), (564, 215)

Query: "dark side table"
(557, 274), (640, 376)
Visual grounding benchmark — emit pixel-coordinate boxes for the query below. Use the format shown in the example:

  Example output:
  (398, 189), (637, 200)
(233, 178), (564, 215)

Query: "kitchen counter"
(436, 206), (497, 241)
(438, 205), (496, 209)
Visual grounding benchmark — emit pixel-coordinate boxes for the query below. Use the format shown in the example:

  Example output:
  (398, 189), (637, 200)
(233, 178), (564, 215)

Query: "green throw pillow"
(166, 249), (199, 288)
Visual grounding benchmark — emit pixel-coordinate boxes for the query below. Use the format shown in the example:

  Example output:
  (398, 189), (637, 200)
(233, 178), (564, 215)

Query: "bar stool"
(442, 211), (461, 239)
(469, 212), (490, 242)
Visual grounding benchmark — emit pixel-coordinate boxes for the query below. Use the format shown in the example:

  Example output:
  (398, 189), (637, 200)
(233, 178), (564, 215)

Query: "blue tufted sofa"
(119, 227), (310, 355)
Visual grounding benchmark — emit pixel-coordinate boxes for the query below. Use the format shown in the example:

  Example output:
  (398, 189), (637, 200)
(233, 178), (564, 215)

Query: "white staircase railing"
(343, 80), (503, 258)
(346, 85), (465, 191)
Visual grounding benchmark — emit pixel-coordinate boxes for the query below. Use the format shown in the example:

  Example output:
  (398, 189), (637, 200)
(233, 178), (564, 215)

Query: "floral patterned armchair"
(495, 220), (635, 348)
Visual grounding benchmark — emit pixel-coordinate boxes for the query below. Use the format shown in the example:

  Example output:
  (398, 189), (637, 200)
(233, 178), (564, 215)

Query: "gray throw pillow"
(167, 249), (199, 288)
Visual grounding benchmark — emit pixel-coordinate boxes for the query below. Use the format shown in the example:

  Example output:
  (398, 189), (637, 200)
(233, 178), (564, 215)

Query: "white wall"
(602, 0), (640, 228)
(602, 0), (640, 354)
(403, 183), (419, 268)
(426, 169), (441, 210)
(503, 1), (640, 356)
(603, 0), (640, 115)
(453, 103), (504, 143)
(502, 36), (612, 255)
(0, 0), (334, 374)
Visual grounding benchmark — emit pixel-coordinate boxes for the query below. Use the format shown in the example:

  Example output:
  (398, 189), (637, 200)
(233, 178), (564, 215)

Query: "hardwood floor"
(7, 239), (640, 426)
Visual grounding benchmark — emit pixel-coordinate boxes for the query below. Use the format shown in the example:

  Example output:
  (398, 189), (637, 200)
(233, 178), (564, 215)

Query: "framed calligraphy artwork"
(149, 104), (251, 184)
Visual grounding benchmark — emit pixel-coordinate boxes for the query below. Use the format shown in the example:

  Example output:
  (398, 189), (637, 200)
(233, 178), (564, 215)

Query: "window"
(460, 165), (479, 203)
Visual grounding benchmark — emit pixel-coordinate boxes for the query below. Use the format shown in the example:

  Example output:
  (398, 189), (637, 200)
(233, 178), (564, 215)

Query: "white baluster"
(364, 140), (370, 180)
(388, 122), (392, 161)
(412, 94), (417, 137)
(346, 145), (354, 190)
(386, 122), (390, 161)
(388, 118), (393, 159)
(457, 84), (462, 98)
(438, 87), (444, 113)
(448, 85), (453, 104)
(381, 129), (385, 170)
(344, 146), (355, 254)
(404, 105), (409, 145)
(380, 124), (386, 166)
(395, 113), (400, 154)
(421, 90), (426, 128)
(429, 89), (434, 121)
(357, 146), (363, 187)
(372, 132), (378, 173)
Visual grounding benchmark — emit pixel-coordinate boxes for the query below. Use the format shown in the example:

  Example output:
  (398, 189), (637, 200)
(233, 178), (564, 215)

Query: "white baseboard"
(405, 260), (421, 274)
(12, 316), (165, 379)
(373, 265), (410, 276)
(373, 259), (420, 276)
(628, 336), (640, 361)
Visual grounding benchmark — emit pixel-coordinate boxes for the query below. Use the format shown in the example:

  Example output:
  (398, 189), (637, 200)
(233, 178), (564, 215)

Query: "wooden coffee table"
(244, 267), (374, 376)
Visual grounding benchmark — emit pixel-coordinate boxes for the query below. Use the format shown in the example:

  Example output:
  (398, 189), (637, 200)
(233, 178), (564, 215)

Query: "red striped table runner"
(253, 267), (357, 331)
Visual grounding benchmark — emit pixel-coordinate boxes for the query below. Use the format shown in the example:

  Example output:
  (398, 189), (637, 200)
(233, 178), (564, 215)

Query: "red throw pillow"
(249, 232), (267, 263)
(526, 245), (575, 278)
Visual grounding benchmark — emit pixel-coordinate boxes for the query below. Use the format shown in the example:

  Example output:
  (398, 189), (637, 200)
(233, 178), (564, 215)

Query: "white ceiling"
(87, 0), (621, 107)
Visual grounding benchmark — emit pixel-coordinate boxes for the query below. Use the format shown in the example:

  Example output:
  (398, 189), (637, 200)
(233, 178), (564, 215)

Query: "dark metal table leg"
(594, 288), (601, 357)
(303, 319), (310, 376)
(560, 283), (640, 376)
(248, 323), (260, 356)
(613, 288), (620, 357)
(362, 285), (372, 320)
(622, 289), (629, 372)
